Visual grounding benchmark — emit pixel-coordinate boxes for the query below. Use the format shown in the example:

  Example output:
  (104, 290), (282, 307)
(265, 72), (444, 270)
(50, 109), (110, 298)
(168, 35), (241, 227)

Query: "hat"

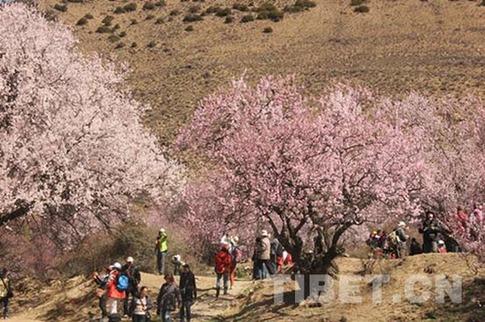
(173, 254), (181, 261)
(398, 221), (406, 228)
(231, 236), (239, 245)
(113, 262), (122, 270)
(438, 240), (445, 245)
(126, 256), (134, 263)
(159, 228), (166, 233)
(260, 230), (269, 237)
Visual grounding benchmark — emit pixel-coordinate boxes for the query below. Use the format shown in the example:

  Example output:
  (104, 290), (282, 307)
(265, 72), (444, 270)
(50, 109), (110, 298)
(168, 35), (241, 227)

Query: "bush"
(108, 35), (120, 43)
(130, 19), (138, 25)
(131, 42), (138, 48)
(147, 41), (157, 48)
(169, 9), (180, 16)
(115, 42), (125, 49)
(189, 5), (201, 13)
(123, 3), (137, 12)
(76, 17), (88, 26)
(183, 14), (203, 22)
(263, 26), (273, 33)
(146, 14), (155, 20)
(119, 31), (127, 37)
(241, 14), (254, 23)
(215, 8), (231, 17)
(143, 2), (156, 10)
(96, 25), (112, 33)
(155, 0), (166, 7)
(53, 3), (67, 12)
(350, 0), (364, 6)
(233, 3), (249, 11)
(285, 0), (316, 12)
(84, 13), (94, 19)
(354, 5), (369, 13)
(67, 0), (83, 2)
(155, 17), (164, 24)
(102, 15), (114, 26)
(224, 16), (234, 23)
(255, 3), (284, 21)
(185, 25), (194, 32)
(114, 6), (125, 14)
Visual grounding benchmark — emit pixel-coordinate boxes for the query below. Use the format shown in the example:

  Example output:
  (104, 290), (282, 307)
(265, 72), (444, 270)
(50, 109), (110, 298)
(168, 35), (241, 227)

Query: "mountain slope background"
(38, 0), (485, 143)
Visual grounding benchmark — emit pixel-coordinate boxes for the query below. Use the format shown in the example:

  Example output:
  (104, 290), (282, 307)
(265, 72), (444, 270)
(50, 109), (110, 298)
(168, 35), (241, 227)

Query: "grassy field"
(38, 0), (485, 143)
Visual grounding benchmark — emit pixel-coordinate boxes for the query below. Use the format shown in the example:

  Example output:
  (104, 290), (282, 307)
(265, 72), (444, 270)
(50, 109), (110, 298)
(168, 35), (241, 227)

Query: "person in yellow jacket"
(155, 228), (169, 275)
(0, 268), (13, 320)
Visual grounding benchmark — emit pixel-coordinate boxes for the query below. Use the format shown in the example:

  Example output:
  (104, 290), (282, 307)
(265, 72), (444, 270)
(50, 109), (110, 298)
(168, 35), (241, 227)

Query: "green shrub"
(183, 14), (203, 22)
(114, 6), (125, 14)
(205, 6), (219, 14)
(224, 16), (234, 23)
(108, 35), (121, 43)
(67, 0), (83, 3)
(263, 26), (273, 33)
(215, 8), (231, 17)
(188, 5), (201, 13)
(185, 25), (194, 32)
(54, 3), (67, 12)
(102, 15), (114, 26)
(96, 25), (112, 33)
(255, 3), (284, 21)
(76, 17), (88, 26)
(155, 0), (166, 7)
(123, 3), (137, 12)
(84, 13), (94, 19)
(147, 41), (157, 48)
(240, 14), (254, 23)
(285, 0), (316, 12)
(143, 2), (156, 10)
(350, 0), (364, 6)
(233, 3), (248, 11)
(119, 31), (127, 37)
(354, 5), (369, 12)
(115, 42), (125, 49)
(255, 2), (278, 12)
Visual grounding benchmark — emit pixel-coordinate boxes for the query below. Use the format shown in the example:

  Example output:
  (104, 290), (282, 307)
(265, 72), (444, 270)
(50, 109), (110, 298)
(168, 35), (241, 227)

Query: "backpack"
(387, 231), (400, 246)
(116, 273), (130, 291)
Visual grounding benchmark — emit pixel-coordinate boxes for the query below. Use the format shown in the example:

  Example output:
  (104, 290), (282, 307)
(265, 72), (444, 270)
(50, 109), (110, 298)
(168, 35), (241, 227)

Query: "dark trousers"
(1, 297), (8, 319)
(157, 251), (167, 275)
(161, 309), (173, 322)
(180, 300), (193, 322)
(132, 314), (148, 322)
(99, 294), (108, 318)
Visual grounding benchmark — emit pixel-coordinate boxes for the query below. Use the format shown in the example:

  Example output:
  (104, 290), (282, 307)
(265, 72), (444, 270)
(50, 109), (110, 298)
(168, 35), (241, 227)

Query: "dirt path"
(8, 272), (253, 322)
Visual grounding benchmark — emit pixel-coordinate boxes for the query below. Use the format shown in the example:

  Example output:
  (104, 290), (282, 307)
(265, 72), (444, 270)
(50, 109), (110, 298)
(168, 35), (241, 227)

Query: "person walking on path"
(179, 264), (197, 322)
(229, 236), (242, 289)
(129, 286), (153, 322)
(93, 266), (111, 319)
(106, 262), (127, 322)
(214, 244), (232, 298)
(258, 230), (271, 279)
(123, 256), (141, 317)
(155, 228), (169, 275)
(156, 274), (180, 322)
(0, 268), (13, 320)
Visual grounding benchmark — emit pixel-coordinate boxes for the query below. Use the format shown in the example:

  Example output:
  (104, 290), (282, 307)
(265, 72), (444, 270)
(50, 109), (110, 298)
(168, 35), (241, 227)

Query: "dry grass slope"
(38, 0), (485, 144)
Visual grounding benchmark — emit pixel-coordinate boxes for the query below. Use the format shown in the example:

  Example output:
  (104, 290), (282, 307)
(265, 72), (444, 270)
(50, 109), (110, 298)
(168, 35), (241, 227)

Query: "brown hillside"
(38, 0), (485, 143)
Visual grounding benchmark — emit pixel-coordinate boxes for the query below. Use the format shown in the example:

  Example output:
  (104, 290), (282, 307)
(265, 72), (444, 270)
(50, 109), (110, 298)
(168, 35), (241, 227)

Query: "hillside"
(6, 253), (484, 321)
(38, 0), (485, 143)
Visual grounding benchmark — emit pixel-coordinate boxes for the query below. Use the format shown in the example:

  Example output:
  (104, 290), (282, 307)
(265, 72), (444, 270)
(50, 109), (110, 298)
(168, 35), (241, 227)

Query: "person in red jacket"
(214, 244), (232, 298)
(106, 262), (126, 322)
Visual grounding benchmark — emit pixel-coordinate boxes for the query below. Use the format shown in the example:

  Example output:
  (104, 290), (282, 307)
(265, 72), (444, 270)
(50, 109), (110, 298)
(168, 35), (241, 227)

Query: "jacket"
(259, 237), (271, 260)
(156, 283), (180, 313)
(122, 264), (141, 290)
(129, 295), (153, 316)
(179, 271), (197, 301)
(156, 233), (169, 252)
(106, 270), (126, 299)
(0, 277), (11, 298)
(215, 249), (232, 274)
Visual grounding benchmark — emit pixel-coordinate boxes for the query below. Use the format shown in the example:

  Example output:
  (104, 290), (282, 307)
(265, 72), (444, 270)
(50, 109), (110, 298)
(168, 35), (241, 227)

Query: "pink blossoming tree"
(0, 4), (184, 245)
(177, 76), (426, 275)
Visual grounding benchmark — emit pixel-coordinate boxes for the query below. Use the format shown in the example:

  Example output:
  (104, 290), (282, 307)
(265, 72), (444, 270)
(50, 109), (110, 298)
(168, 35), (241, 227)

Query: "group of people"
(251, 230), (293, 280)
(367, 204), (483, 259)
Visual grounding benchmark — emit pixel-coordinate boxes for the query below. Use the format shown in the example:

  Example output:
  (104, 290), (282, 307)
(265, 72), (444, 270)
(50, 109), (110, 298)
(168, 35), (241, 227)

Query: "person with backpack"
(387, 222), (408, 258)
(106, 262), (127, 322)
(155, 228), (169, 275)
(229, 236), (242, 289)
(93, 266), (111, 320)
(258, 230), (271, 279)
(156, 274), (180, 322)
(179, 264), (197, 322)
(0, 268), (13, 320)
(419, 212), (442, 253)
(122, 256), (141, 317)
(214, 243), (232, 298)
(129, 286), (153, 322)
(171, 255), (184, 276)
